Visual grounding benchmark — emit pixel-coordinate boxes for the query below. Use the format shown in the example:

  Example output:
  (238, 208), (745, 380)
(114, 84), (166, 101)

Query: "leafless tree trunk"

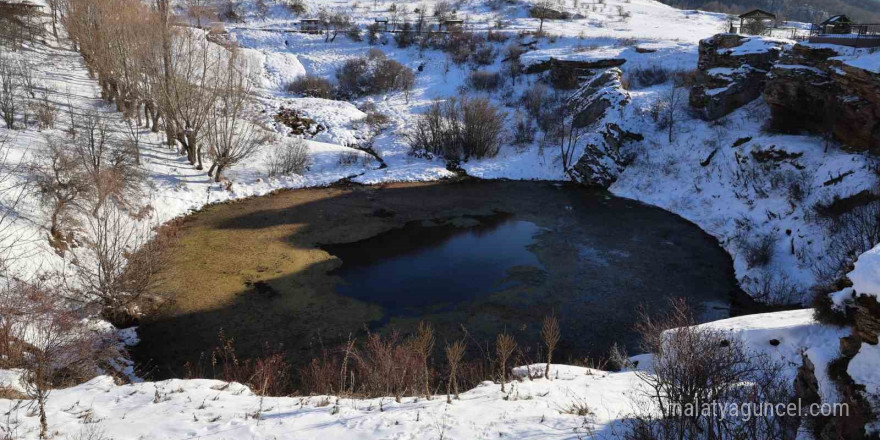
(495, 332), (516, 392)
(412, 321), (435, 400)
(444, 340), (465, 403)
(541, 315), (560, 379)
(206, 52), (268, 182)
(0, 56), (20, 129)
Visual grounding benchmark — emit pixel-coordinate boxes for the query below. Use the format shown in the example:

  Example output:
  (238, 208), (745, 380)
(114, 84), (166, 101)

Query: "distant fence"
(808, 23), (880, 47)
(810, 23), (880, 39)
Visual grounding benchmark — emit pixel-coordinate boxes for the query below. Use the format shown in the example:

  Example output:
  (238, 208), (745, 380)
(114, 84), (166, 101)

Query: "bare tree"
(157, 30), (224, 170)
(72, 112), (141, 212)
(0, 134), (28, 272)
(123, 119), (142, 166)
(556, 110), (583, 174)
(19, 286), (104, 439)
(444, 340), (465, 403)
(69, 202), (162, 324)
(656, 80), (686, 144)
(411, 321), (435, 400)
(531, 0), (555, 34)
(495, 332), (516, 392)
(541, 314), (560, 379)
(205, 53), (268, 182)
(0, 55), (19, 129)
(265, 138), (310, 177)
(187, 0), (218, 28)
(46, 0), (62, 38)
(33, 137), (90, 246)
(629, 298), (799, 440)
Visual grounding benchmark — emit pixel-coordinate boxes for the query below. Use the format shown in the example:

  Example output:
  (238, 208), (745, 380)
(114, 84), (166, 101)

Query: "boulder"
(690, 34), (787, 120)
(525, 57), (627, 89)
(763, 44), (880, 153)
(853, 294), (880, 345)
(567, 69), (642, 187)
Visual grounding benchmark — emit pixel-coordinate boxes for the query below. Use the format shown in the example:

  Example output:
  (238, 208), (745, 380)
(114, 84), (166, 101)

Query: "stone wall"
(763, 44), (880, 153)
(690, 34), (786, 120)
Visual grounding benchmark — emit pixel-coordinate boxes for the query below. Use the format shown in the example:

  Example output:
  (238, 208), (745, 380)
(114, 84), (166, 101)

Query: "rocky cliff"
(763, 44), (880, 153)
(690, 34), (788, 120)
(566, 68), (642, 187)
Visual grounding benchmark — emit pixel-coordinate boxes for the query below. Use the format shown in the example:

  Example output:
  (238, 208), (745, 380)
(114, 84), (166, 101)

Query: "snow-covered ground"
(0, 310), (845, 440)
(1, 0), (879, 438)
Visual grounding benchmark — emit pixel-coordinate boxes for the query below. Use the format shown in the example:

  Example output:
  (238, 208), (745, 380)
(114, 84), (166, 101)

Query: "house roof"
(820, 15), (851, 25)
(739, 9), (776, 19)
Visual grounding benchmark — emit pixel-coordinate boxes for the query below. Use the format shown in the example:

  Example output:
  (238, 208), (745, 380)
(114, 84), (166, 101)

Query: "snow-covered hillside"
(1, 0), (879, 438)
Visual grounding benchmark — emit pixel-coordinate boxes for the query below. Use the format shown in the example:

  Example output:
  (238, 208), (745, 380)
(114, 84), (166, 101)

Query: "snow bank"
(838, 49), (880, 74)
(719, 36), (792, 56)
(698, 309), (849, 402)
(846, 244), (880, 301)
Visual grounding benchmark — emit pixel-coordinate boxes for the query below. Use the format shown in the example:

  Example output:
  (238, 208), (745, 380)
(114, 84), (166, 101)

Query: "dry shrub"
(445, 340), (466, 401)
(286, 75), (333, 99)
(442, 32), (487, 65)
(283, 0), (307, 15)
(298, 330), (427, 400)
(627, 65), (670, 89)
(472, 45), (497, 66)
(32, 95), (57, 130)
(512, 111), (535, 146)
(487, 30), (509, 42)
(495, 333), (516, 392)
(187, 331), (292, 396)
(816, 201), (880, 283)
(739, 232), (776, 269)
(336, 52), (415, 99)
(521, 83), (549, 119)
(265, 138), (310, 177)
(742, 272), (799, 306)
(541, 315), (560, 379)
(0, 281), (116, 439)
(467, 70), (502, 91)
(625, 298), (799, 440)
(363, 110), (390, 129)
(409, 96), (506, 161)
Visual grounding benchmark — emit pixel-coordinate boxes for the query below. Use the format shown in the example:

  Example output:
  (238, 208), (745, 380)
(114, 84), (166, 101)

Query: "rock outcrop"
(763, 44), (880, 153)
(566, 68), (642, 187)
(525, 57), (627, 89)
(690, 34), (787, 120)
(822, 288), (880, 439)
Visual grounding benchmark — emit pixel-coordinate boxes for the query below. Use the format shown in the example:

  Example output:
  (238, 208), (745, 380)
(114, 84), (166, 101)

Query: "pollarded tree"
(0, 55), (20, 129)
(206, 52), (270, 182)
(157, 29), (225, 169)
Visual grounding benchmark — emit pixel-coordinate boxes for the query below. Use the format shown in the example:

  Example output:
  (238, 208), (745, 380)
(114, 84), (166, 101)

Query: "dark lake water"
(133, 181), (744, 378)
(322, 215), (543, 311)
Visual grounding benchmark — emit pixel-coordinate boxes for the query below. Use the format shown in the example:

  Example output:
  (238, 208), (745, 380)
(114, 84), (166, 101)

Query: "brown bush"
(287, 75), (333, 99)
(186, 331), (292, 396)
(627, 298), (799, 440)
(265, 138), (310, 177)
(626, 65), (670, 89)
(336, 52), (415, 99)
(467, 70), (502, 91)
(409, 96), (506, 161)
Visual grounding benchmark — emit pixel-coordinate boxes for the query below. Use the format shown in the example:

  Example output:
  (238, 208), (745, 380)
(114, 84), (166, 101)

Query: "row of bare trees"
(62, 0), (267, 182)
